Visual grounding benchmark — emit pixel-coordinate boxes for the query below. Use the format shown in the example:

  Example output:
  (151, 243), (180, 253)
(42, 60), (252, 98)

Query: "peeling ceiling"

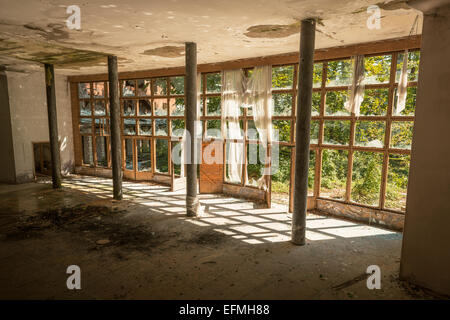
(0, 0), (423, 75)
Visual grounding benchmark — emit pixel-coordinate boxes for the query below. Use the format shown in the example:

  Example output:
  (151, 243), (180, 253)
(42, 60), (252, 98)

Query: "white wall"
(6, 68), (74, 182)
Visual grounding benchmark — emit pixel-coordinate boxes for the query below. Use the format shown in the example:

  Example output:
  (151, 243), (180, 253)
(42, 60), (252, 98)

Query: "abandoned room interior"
(0, 0), (449, 300)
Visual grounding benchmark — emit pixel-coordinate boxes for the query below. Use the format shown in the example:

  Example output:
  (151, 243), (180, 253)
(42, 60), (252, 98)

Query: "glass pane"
(80, 118), (92, 134)
(360, 88), (389, 116)
(123, 119), (136, 135)
(355, 121), (385, 148)
(247, 120), (259, 140)
(272, 93), (292, 116)
(155, 119), (168, 136)
(225, 141), (244, 184)
(364, 55), (391, 84)
(312, 91), (321, 116)
(154, 98), (168, 116)
(93, 100), (106, 116)
(326, 60), (352, 87)
(170, 76), (184, 95)
(206, 73), (221, 93)
(95, 118), (109, 135)
(390, 121), (413, 149)
(323, 120), (350, 145)
(396, 51), (420, 82)
(78, 83), (91, 99)
(153, 78), (167, 95)
(271, 145), (291, 196)
(92, 82), (105, 98)
(171, 119), (185, 137)
(137, 140), (151, 172)
(272, 65), (294, 89)
(386, 154), (410, 211)
(95, 136), (108, 167)
(172, 141), (182, 176)
(137, 79), (151, 96)
(79, 100), (91, 116)
(206, 120), (221, 138)
(310, 120), (319, 144)
(155, 139), (169, 173)
(351, 151), (383, 206)
(125, 139), (133, 170)
(393, 87), (416, 116)
(206, 96), (221, 116)
(82, 136), (93, 165)
(246, 143), (266, 187)
(122, 80), (135, 97)
(170, 97), (185, 116)
(139, 119), (152, 136)
(313, 63), (323, 88)
(123, 100), (136, 116)
(320, 149), (348, 200)
(138, 99), (152, 116)
(325, 91), (350, 116)
(272, 120), (291, 142)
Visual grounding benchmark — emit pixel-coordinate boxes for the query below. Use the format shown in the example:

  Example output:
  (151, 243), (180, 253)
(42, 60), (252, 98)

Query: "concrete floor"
(0, 175), (434, 299)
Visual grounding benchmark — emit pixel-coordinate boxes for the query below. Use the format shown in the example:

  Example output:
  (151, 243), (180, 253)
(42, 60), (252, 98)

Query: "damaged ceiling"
(0, 0), (422, 75)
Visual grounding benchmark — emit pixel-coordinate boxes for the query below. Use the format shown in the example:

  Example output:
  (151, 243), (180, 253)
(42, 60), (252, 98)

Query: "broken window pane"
(393, 87), (416, 116)
(386, 153), (410, 211)
(396, 51), (420, 82)
(355, 121), (385, 148)
(137, 139), (151, 172)
(94, 100), (106, 116)
(122, 80), (135, 97)
(272, 93), (292, 116)
(320, 149), (348, 201)
(79, 100), (91, 116)
(171, 119), (185, 137)
(351, 151), (383, 206)
(313, 63), (323, 88)
(155, 119), (168, 136)
(206, 96), (221, 116)
(123, 119), (136, 135)
(325, 91), (350, 116)
(326, 59), (352, 87)
(206, 73), (221, 93)
(78, 83), (91, 99)
(364, 55), (391, 84)
(137, 79), (151, 96)
(95, 136), (108, 167)
(272, 120), (291, 142)
(139, 119), (152, 136)
(153, 78), (167, 95)
(310, 120), (319, 144)
(80, 118), (92, 134)
(206, 120), (221, 138)
(271, 145), (291, 194)
(312, 91), (321, 116)
(390, 121), (413, 149)
(170, 76), (185, 95)
(360, 88), (389, 116)
(125, 139), (133, 170)
(82, 136), (93, 165)
(155, 139), (169, 173)
(170, 98), (185, 116)
(246, 143), (266, 187)
(323, 120), (350, 145)
(153, 98), (168, 116)
(92, 82), (105, 98)
(123, 100), (136, 116)
(272, 65), (294, 89)
(138, 99), (152, 116)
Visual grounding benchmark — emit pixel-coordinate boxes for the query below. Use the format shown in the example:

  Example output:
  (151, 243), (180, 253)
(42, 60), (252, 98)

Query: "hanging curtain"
(396, 49), (409, 115)
(346, 55), (365, 116)
(221, 69), (245, 183)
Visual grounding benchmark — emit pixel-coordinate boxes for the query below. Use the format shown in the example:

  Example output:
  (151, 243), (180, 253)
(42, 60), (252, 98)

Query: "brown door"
(199, 140), (223, 194)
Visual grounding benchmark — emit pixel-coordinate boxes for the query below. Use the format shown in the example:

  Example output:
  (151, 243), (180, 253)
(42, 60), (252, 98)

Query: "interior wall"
(0, 71), (16, 183)
(6, 68), (74, 183)
(400, 4), (450, 296)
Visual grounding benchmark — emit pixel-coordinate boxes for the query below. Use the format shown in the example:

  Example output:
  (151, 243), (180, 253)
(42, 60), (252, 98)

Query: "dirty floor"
(0, 175), (434, 299)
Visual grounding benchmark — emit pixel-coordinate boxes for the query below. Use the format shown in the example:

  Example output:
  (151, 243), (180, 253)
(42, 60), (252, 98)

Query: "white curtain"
(222, 69), (245, 183)
(346, 55), (365, 116)
(396, 49), (409, 115)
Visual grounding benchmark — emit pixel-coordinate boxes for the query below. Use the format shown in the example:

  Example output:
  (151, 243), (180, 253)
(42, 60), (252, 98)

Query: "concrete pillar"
(44, 64), (62, 189)
(400, 1), (450, 296)
(292, 19), (316, 245)
(108, 56), (123, 200)
(185, 42), (200, 217)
